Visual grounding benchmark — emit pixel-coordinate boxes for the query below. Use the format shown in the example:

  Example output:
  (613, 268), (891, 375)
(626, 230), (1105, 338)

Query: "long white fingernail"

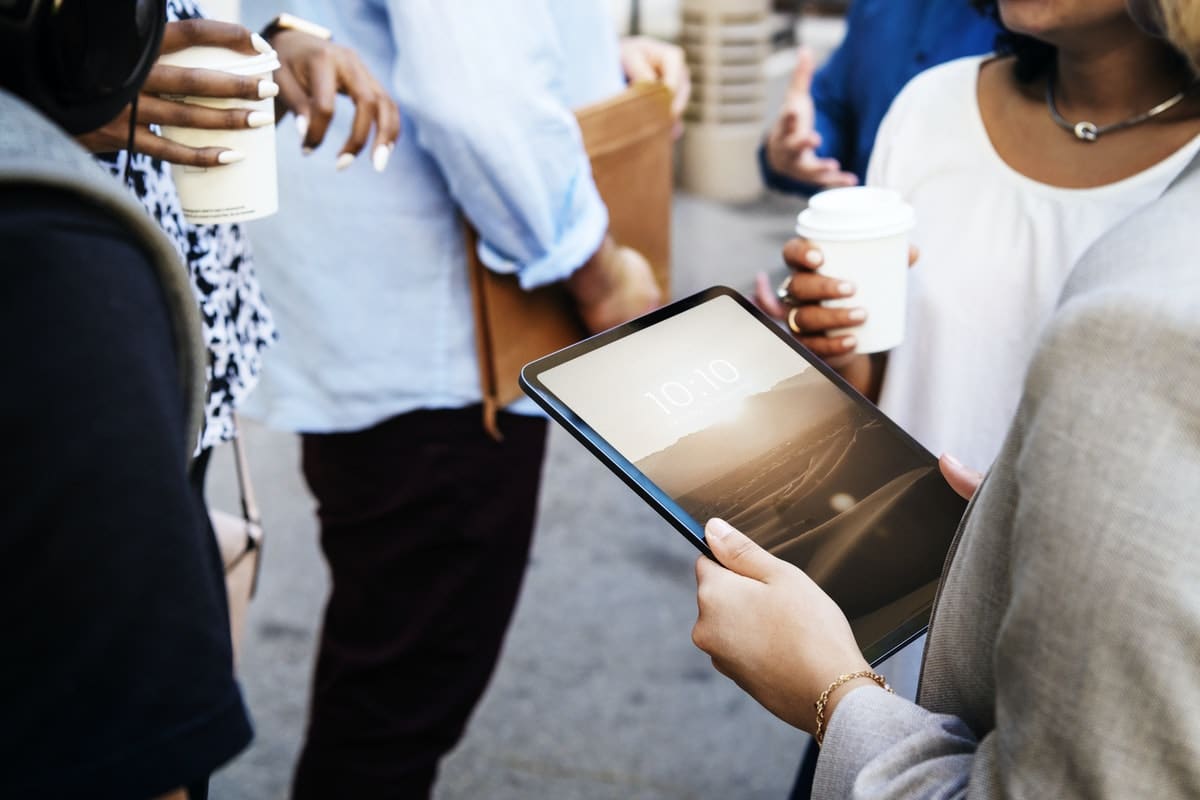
(847, 308), (867, 322)
(336, 152), (356, 171)
(251, 33), (273, 55)
(837, 281), (855, 296)
(805, 249), (824, 267)
(247, 110), (274, 128)
(217, 150), (246, 165)
(372, 144), (391, 173)
(302, 146), (314, 156)
(258, 79), (279, 99)
(295, 114), (309, 140)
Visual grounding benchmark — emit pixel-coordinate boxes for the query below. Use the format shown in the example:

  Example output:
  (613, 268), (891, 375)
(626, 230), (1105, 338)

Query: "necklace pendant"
(1073, 121), (1100, 142)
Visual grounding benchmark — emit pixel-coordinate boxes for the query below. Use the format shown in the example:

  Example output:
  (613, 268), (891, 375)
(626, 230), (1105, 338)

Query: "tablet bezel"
(520, 285), (960, 665)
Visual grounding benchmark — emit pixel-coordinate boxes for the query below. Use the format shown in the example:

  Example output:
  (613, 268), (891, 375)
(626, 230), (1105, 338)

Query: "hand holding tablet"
(521, 287), (966, 664)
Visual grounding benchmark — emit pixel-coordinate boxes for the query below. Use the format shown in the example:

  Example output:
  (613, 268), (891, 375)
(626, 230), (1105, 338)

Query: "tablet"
(520, 286), (967, 665)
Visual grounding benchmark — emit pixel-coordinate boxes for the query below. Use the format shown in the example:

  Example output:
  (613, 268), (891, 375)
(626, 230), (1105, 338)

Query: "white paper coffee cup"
(794, 187), (916, 354)
(157, 46), (280, 225)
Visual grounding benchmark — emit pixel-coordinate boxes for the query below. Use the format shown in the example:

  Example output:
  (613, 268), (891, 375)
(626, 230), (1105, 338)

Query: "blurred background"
(208, 2), (850, 798)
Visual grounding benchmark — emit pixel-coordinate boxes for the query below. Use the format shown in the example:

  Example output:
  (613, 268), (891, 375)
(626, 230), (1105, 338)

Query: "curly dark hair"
(972, 0), (1058, 83)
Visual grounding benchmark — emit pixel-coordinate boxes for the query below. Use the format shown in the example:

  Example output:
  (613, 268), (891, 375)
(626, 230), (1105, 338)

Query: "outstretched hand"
(764, 48), (857, 189)
(692, 518), (869, 735)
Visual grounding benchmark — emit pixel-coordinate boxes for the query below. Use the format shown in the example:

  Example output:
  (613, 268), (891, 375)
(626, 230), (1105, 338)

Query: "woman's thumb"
(705, 518), (782, 582)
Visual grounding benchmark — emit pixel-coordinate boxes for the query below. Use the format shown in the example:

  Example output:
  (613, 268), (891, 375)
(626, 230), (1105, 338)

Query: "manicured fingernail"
(841, 335), (858, 349)
(246, 110), (274, 128)
(706, 518), (735, 541)
(302, 146), (314, 156)
(295, 114), (309, 140)
(217, 149), (245, 165)
(837, 281), (855, 296)
(336, 152), (356, 171)
(372, 144), (391, 173)
(847, 308), (867, 322)
(251, 33), (273, 55)
(258, 79), (279, 99)
(942, 453), (963, 468)
(805, 249), (824, 267)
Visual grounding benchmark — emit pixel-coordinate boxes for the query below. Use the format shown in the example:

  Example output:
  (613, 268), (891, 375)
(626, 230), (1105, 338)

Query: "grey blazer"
(814, 153), (1200, 798)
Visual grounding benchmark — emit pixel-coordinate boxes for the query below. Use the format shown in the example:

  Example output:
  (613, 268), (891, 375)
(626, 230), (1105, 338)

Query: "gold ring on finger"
(787, 307), (803, 336)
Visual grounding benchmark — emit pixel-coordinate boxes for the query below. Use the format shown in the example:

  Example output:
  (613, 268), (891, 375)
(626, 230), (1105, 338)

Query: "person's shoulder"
(0, 186), (162, 300)
(869, 55), (988, 172)
(0, 183), (132, 233)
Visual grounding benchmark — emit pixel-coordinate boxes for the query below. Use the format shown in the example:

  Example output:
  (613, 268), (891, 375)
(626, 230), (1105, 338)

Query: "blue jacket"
(761, 0), (1000, 194)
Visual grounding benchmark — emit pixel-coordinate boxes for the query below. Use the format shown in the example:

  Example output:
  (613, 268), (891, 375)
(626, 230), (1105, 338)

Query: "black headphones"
(0, 0), (167, 134)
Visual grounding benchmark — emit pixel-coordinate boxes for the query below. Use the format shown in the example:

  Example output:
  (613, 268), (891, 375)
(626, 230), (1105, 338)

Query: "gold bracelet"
(814, 670), (893, 746)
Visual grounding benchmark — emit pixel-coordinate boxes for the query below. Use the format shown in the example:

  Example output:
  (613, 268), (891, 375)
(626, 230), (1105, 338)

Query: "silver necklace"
(1046, 77), (1192, 142)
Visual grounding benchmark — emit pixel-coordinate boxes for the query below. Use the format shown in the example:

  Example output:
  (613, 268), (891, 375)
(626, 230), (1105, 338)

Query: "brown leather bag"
(466, 82), (675, 439)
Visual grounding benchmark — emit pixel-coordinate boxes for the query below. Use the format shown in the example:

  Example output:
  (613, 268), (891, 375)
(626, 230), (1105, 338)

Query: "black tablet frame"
(520, 285), (964, 665)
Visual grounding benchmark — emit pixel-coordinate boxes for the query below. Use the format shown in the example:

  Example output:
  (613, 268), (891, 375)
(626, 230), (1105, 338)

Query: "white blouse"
(868, 55), (1200, 470)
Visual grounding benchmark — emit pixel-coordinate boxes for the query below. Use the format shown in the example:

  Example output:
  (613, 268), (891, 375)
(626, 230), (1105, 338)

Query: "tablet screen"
(528, 290), (966, 662)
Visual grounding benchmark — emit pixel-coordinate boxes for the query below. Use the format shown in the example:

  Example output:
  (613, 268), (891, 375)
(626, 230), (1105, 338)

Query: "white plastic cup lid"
(157, 45), (280, 77)
(795, 187), (916, 242)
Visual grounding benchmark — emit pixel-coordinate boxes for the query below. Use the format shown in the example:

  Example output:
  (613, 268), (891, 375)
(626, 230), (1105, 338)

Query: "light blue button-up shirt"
(241, 0), (624, 432)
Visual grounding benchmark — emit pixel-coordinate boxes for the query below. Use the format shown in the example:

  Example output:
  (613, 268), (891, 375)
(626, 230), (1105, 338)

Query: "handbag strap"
(462, 220), (506, 442)
(229, 415), (261, 526)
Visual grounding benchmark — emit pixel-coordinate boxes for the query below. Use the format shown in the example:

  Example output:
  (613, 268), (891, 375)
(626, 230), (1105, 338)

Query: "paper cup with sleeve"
(795, 187), (916, 354)
(157, 45), (280, 224)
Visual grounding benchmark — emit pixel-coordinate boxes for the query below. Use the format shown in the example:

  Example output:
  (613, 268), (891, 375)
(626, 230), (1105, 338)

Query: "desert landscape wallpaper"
(538, 295), (965, 651)
(634, 365), (964, 646)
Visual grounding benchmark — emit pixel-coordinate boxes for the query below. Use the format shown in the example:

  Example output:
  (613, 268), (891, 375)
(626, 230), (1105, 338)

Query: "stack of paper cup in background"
(678, 0), (770, 203)
(157, 45), (281, 224)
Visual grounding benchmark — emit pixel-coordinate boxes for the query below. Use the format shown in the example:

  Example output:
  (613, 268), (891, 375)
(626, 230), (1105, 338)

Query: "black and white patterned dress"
(99, 0), (278, 451)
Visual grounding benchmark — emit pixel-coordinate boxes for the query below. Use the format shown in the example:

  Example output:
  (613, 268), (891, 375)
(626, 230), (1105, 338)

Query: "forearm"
(385, 1), (606, 287)
(815, 686), (979, 799)
(566, 234), (661, 333)
(566, 234), (618, 306)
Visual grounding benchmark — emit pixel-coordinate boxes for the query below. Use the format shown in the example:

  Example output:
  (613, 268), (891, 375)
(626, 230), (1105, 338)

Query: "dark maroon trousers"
(292, 407), (548, 800)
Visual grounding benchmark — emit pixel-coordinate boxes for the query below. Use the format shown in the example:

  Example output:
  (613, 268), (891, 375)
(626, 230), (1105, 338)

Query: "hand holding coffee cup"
(76, 20), (279, 168)
(156, 27), (288, 223)
(773, 187), (917, 356)
(766, 236), (920, 361)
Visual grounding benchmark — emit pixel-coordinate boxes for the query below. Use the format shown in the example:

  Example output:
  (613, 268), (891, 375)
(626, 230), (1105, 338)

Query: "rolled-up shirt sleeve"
(384, 0), (608, 290)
